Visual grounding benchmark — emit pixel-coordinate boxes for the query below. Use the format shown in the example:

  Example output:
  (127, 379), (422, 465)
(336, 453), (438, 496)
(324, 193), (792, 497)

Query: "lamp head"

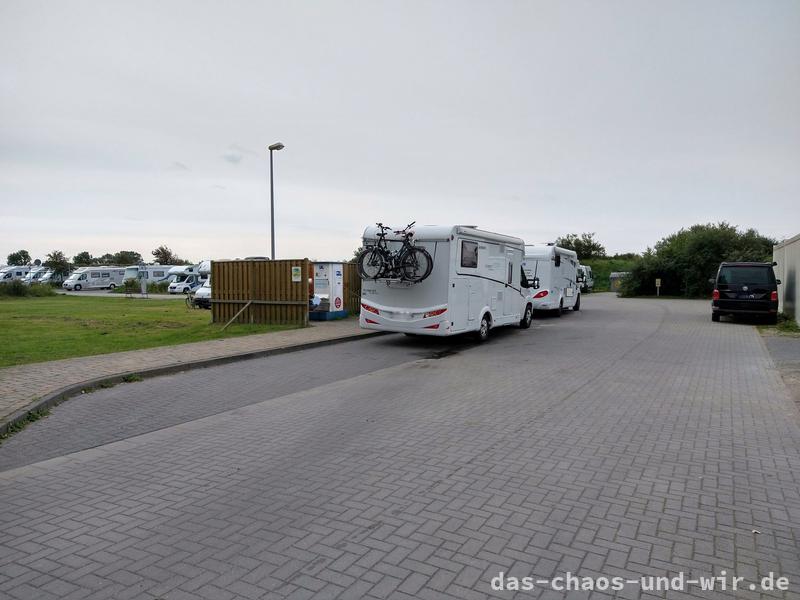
(268, 142), (285, 151)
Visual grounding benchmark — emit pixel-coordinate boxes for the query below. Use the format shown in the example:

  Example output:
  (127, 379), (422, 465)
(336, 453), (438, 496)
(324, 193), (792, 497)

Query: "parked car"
(193, 277), (211, 309)
(711, 262), (780, 324)
(577, 264), (594, 292)
(359, 224), (534, 341)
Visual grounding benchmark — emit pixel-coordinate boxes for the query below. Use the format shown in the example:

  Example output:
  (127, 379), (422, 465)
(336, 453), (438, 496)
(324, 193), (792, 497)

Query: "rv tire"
(573, 294), (580, 311)
(519, 304), (533, 329)
(476, 314), (491, 342)
(555, 300), (563, 317)
(74, 284), (81, 291)
(108, 283), (116, 290)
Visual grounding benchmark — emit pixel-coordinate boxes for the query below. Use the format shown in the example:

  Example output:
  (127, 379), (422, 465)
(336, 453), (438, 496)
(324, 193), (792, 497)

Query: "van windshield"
(718, 266), (773, 286)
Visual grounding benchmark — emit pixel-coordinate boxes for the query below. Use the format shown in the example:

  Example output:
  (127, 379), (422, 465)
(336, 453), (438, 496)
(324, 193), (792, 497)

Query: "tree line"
(5, 246), (191, 277)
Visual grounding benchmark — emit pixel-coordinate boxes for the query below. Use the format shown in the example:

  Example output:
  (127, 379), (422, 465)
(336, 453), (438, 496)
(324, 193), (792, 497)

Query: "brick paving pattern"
(1, 295), (799, 599)
(0, 318), (373, 426)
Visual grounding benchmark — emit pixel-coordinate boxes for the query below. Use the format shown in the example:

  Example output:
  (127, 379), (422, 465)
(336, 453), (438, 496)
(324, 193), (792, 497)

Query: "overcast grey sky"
(1, 0), (798, 263)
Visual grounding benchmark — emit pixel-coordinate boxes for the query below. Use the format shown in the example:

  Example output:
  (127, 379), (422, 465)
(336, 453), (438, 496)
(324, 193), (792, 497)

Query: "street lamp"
(268, 142), (285, 259)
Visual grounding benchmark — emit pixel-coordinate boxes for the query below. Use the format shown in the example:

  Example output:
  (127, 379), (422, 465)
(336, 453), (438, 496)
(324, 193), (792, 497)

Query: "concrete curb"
(0, 330), (389, 438)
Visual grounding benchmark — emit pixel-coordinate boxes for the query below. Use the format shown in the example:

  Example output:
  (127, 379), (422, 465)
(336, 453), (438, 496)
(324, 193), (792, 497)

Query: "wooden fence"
(342, 262), (361, 315)
(212, 259), (310, 326)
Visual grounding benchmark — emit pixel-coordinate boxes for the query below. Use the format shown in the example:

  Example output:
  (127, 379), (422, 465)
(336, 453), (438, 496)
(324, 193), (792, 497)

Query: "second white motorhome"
(359, 225), (534, 341)
(577, 264), (594, 292)
(523, 244), (581, 315)
(62, 267), (127, 290)
(123, 265), (177, 283)
(167, 264), (206, 294)
(21, 266), (49, 285)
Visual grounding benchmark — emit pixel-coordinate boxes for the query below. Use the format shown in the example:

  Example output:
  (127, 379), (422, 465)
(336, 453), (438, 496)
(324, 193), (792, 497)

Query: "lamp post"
(268, 142), (285, 259)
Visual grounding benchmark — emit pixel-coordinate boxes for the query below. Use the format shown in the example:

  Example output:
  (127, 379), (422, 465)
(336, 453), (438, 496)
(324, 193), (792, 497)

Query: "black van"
(711, 262), (780, 323)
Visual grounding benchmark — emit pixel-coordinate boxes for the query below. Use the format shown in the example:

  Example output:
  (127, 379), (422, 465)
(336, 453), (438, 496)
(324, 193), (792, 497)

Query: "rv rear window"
(461, 241), (478, 268)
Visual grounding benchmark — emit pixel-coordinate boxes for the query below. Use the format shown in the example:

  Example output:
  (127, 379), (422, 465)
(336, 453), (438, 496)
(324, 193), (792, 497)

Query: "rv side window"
(507, 262), (513, 285)
(90, 271), (100, 278)
(461, 241), (478, 268)
(154, 271), (164, 277)
(101, 272), (110, 278)
(554, 254), (561, 267)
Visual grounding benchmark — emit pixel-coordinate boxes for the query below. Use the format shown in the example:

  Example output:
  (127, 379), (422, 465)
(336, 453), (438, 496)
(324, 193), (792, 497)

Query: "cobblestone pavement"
(0, 318), (373, 427)
(1, 295), (799, 599)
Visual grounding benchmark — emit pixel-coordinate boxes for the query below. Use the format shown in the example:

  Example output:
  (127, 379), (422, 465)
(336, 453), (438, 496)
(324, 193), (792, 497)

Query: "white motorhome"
(359, 225), (534, 341)
(21, 266), (49, 285)
(167, 264), (206, 294)
(523, 244), (581, 315)
(38, 270), (65, 285)
(577, 264), (594, 292)
(0, 265), (32, 283)
(62, 267), (127, 290)
(123, 265), (177, 284)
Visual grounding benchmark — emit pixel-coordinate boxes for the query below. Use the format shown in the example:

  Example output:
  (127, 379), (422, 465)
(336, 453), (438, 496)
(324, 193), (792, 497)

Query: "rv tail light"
(424, 323), (440, 329)
(712, 289), (720, 300)
(361, 303), (379, 315)
(533, 290), (549, 299)
(423, 308), (447, 318)
(364, 318), (379, 324)
(771, 291), (778, 301)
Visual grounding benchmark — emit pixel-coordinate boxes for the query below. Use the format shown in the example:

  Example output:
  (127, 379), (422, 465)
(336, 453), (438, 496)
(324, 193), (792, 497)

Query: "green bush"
(582, 257), (639, 292)
(0, 280), (56, 298)
(619, 223), (774, 298)
(116, 279), (171, 294)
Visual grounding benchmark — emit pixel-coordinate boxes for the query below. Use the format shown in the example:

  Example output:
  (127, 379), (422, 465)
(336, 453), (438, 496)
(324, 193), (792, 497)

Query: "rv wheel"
(74, 284), (81, 291)
(519, 305), (533, 329)
(555, 300), (563, 317)
(573, 294), (580, 311)
(108, 283), (116, 290)
(476, 315), (490, 342)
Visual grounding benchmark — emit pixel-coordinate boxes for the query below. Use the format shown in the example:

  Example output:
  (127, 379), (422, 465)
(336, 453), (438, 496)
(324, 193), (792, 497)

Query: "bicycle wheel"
(356, 247), (388, 279)
(399, 247), (433, 282)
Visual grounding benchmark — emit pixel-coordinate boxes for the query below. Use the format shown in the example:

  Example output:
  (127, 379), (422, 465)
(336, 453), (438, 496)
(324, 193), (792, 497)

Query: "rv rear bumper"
(359, 313), (452, 336)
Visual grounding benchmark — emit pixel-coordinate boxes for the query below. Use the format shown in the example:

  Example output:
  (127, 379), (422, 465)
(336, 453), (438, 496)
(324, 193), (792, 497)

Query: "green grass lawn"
(0, 296), (297, 367)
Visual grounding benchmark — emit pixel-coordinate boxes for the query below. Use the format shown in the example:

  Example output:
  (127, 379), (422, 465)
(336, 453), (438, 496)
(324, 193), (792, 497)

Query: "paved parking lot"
(1, 294), (799, 599)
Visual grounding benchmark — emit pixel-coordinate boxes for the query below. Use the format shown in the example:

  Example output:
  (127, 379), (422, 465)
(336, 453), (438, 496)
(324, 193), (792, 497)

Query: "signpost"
(655, 278), (661, 297)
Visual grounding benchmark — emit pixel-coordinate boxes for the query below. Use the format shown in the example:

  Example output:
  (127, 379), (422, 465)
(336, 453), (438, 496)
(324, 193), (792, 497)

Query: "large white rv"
(62, 267), (126, 290)
(359, 225), (534, 341)
(123, 265), (176, 283)
(522, 244), (581, 315)
(0, 265), (32, 282)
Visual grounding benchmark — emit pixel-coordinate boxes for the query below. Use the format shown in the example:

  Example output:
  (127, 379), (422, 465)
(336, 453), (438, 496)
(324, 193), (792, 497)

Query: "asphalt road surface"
(1, 294), (799, 600)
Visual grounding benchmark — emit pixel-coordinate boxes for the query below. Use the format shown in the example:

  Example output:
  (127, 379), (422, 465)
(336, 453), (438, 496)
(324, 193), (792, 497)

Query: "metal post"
(269, 149), (275, 260)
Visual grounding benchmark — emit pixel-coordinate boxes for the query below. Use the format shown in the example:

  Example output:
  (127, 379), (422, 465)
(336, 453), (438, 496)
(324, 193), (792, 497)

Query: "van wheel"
(573, 294), (581, 311)
(476, 315), (490, 342)
(74, 284), (81, 291)
(519, 304), (533, 329)
(766, 314), (778, 325)
(712, 313), (720, 322)
(108, 283), (116, 290)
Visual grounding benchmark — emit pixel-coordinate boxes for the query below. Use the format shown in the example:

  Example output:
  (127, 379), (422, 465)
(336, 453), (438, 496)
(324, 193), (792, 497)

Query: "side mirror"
(533, 276), (540, 290)
(577, 275), (584, 283)
(776, 279), (781, 285)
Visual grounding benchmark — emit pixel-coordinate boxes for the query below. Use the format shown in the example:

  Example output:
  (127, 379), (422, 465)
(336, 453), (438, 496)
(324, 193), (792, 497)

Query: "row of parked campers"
(60, 262), (210, 293)
(359, 224), (593, 342)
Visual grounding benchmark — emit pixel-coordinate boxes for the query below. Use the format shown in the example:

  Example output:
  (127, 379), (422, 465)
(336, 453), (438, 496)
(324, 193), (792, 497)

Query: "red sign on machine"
(334, 297), (342, 309)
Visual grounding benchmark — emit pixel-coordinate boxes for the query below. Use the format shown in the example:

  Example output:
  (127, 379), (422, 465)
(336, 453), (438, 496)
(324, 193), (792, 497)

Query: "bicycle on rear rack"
(356, 221), (433, 283)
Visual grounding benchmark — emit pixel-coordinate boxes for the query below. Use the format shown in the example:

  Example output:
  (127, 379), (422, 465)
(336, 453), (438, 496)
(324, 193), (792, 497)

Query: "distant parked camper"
(38, 270), (65, 285)
(577, 264), (594, 292)
(62, 267), (126, 291)
(0, 265), (32, 283)
(360, 224), (534, 341)
(168, 264), (206, 294)
(523, 244), (581, 315)
(123, 265), (177, 284)
(21, 266), (49, 285)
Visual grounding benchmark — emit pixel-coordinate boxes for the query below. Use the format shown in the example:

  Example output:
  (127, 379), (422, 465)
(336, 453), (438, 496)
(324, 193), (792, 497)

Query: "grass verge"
(0, 296), (298, 367)
(759, 313), (800, 336)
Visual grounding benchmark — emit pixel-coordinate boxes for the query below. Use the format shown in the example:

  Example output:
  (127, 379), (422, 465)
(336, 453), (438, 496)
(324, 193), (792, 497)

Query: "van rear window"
(718, 266), (773, 286)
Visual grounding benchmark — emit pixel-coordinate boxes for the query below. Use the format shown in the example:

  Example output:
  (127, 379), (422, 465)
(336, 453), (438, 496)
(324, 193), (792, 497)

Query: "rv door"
(503, 251), (516, 316)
